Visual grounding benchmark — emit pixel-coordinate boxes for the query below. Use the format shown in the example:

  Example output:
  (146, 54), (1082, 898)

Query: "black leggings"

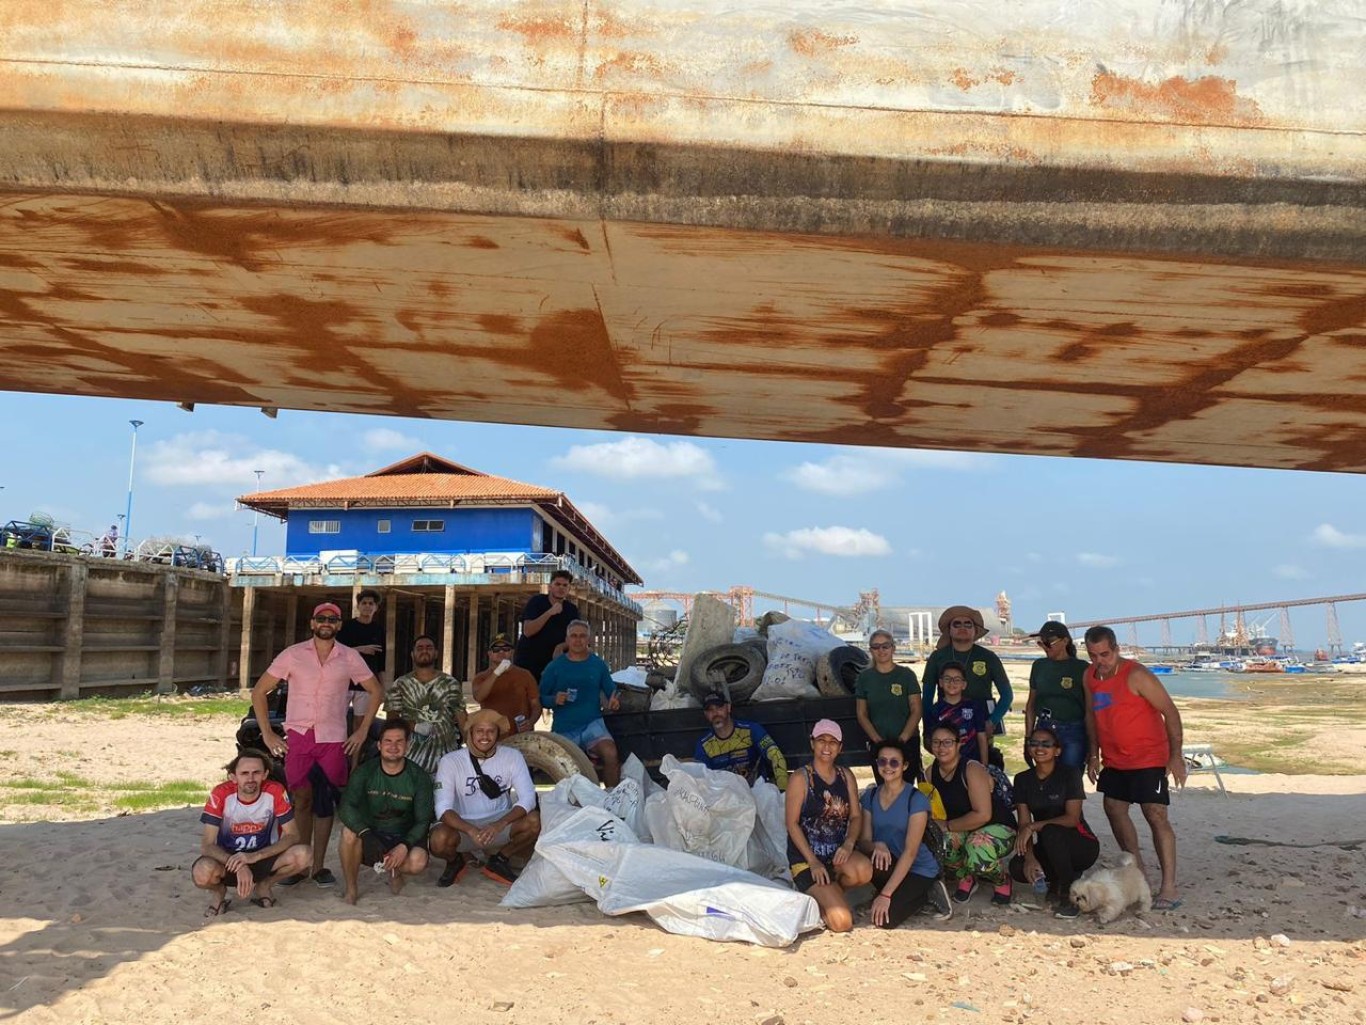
(1008, 823), (1099, 896)
(872, 866), (935, 929)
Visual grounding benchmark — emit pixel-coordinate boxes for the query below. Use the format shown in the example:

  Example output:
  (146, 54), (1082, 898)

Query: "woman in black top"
(1010, 725), (1100, 919)
(927, 724), (1017, 906)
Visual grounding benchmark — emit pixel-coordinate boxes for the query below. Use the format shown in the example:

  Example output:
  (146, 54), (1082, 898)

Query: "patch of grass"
(56, 694), (248, 718)
(113, 781), (203, 811)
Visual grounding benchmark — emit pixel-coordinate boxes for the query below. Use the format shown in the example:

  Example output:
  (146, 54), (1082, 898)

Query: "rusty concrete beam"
(0, 1), (1364, 471)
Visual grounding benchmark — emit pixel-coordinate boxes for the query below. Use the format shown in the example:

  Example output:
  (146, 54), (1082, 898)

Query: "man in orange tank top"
(1082, 625), (1187, 911)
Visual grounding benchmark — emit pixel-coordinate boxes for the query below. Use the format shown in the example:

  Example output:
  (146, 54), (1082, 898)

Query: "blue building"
(232, 453), (642, 682)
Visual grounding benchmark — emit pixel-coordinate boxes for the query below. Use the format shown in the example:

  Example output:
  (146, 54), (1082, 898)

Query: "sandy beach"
(1, 698), (1364, 1025)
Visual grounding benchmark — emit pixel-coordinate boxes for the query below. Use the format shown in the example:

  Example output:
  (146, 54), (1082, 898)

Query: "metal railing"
(225, 550), (641, 613)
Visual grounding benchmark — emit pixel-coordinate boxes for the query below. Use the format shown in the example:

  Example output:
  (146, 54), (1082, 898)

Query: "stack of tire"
(686, 637), (871, 704)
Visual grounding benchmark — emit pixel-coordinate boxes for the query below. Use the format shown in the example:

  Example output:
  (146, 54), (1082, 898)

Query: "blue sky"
(6, 389), (1366, 648)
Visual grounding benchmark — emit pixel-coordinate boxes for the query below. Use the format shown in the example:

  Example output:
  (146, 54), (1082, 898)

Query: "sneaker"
(436, 854), (467, 888)
(926, 878), (953, 921)
(952, 878), (978, 904)
(1054, 902), (1081, 920)
(481, 854), (519, 886)
(277, 873), (306, 887)
(990, 884), (1012, 907)
(312, 868), (337, 887)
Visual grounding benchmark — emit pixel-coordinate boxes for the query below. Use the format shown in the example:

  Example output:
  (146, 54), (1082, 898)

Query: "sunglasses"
(1027, 739), (1057, 748)
(313, 615), (342, 623)
(950, 620), (975, 628)
(490, 645), (512, 652)
(1038, 637), (1062, 647)
(869, 642), (894, 651)
(875, 757), (903, 767)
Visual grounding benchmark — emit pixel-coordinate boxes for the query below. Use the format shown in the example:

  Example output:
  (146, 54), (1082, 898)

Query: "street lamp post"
(251, 469), (265, 556)
(121, 420), (144, 558)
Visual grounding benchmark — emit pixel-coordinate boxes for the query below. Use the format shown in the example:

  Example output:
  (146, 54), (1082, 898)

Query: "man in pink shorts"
(252, 601), (383, 886)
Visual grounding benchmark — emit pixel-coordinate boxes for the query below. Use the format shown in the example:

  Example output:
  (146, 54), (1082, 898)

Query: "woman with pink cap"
(784, 718), (872, 932)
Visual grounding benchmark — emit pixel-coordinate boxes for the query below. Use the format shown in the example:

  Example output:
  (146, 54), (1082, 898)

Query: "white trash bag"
(655, 755), (756, 868)
(501, 806), (639, 908)
(752, 617), (840, 701)
(589, 843), (821, 947)
(746, 778), (791, 880)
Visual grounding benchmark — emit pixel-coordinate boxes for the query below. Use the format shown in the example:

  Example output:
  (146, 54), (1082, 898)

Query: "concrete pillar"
(238, 585), (256, 694)
(156, 571), (179, 694)
(214, 580), (233, 689)
(465, 593), (479, 681)
(441, 585), (456, 676)
(384, 593), (398, 683)
(351, 581), (363, 612)
(58, 561), (87, 700)
(414, 595), (427, 640)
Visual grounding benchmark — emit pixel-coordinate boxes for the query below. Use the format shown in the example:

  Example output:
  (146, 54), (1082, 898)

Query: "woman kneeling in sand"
(784, 719), (872, 932)
(927, 724), (1017, 906)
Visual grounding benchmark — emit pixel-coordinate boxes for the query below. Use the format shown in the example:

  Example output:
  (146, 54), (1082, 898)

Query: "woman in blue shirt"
(858, 738), (952, 927)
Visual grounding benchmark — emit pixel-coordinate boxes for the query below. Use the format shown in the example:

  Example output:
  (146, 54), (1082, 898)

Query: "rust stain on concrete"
(788, 28), (858, 58)
(1090, 72), (1264, 126)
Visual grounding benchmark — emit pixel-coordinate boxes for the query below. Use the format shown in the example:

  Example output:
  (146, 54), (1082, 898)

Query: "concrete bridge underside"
(2, 1), (1364, 471)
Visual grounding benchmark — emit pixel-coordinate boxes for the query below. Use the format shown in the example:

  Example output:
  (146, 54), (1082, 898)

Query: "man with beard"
(694, 691), (789, 789)
(252, 601), (383, 887)
(192, 749), (311, 915)
(429, 708), (539, 887)
(921, 605), (1014, 738)
(470, 633), (541, 733)
(338, 719), (434, 904)
(388, 635), (466, 774)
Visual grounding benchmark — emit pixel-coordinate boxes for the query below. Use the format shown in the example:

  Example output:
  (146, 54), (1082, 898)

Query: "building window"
(308, 520), (341, 534)
(377, 519), (391, 534)
(413, 520), (445, 533)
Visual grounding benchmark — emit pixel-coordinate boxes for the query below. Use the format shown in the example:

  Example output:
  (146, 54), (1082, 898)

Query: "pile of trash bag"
(502, 755), (819, 947)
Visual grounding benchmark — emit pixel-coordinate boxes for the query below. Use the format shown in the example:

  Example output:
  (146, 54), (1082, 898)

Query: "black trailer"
(604, 695), (871, 782)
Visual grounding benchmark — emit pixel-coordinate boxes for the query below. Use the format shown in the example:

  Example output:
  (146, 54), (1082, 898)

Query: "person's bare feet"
(342, 888), (359, 905)
(389, 872), (405, 895)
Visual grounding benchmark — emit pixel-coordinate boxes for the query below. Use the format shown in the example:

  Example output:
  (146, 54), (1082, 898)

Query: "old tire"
(816, 645), (871, 697)
(503, 731), (599, 785)
(688, 643), (767, 704)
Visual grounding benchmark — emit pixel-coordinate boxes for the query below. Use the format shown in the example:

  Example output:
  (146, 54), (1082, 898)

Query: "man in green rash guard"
(338, 719), (434, 904)
(921, 606), (1013, 735)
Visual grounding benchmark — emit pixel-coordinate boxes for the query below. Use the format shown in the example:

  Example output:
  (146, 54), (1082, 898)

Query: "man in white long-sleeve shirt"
(429, 708), (540, 887)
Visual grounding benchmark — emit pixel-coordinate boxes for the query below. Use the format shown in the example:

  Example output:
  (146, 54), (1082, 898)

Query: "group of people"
(194, 582), (1187, 935)
(782, 608), (1187, 931)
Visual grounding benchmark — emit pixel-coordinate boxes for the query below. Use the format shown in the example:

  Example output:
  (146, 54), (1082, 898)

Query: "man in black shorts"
(337, 719), (434, 904)
(193, 749), (311, 915)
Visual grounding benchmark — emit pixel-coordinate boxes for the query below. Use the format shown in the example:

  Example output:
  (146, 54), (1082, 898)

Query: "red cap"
(312, 602), (343, 619)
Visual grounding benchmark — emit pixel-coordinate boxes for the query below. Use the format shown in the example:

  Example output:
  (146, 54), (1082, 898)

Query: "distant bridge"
(1071, 593), (1366, 652)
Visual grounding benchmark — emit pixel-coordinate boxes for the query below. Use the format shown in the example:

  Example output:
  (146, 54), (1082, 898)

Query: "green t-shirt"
(1028, 656), (1090, 724)
(338, 757), (435, 847)
(921, 644), (1013, 721)
(854, 664), (921, 742)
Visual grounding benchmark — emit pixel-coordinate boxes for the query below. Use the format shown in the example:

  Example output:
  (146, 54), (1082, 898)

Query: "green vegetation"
(0, 773), (204, 818)
(49, 694), (249, 718)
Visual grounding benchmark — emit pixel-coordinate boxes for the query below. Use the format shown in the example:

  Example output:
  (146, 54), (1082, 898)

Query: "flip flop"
(1151, 897), (1183, 911)
(250, 895), (278, 909)
(204, 898), (231, 917)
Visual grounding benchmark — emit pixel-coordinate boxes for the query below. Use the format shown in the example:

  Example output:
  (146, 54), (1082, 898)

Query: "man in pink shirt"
(252, 601), (383, 886)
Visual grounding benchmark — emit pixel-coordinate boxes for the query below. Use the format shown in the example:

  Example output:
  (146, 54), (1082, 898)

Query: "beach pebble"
(491, 1002), (514, 1012)
(1270, 934), (1291, 948)
(1109, 961), (1135, 975)
(782, 977), (798, 988)
(1069, 937), (1087, 948)
(760, 1016), (785, 1025)
(1253, 936), (1270, 951)
(998, 924), (1016, 937)
(1182, 1009), (1204, 1023)
(1270, 977), (1292, 996)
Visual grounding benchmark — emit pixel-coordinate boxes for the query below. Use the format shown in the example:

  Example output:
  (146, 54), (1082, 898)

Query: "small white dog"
(1069, 853), (1152, 924)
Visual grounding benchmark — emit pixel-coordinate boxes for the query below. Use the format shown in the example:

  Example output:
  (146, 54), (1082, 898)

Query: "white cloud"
(1274, 563), (1311, 580)
(763, 526), (892, 559)
(646, 549), (690, 572)
(577, 501), (664, 529)
(784, 447), (993, 495)
(143, 431), (346, 491)
(362, 427), (423, 454)
(185, 501), (236, 521)
(694, 500), (723, 524)
(552, 437), (721, 489)
(1311, 523), (1366, 549)
(1077, 552), (1121, 569)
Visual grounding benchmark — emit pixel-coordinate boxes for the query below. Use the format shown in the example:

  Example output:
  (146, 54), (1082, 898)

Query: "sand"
(1, 702), (1364, 1025)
